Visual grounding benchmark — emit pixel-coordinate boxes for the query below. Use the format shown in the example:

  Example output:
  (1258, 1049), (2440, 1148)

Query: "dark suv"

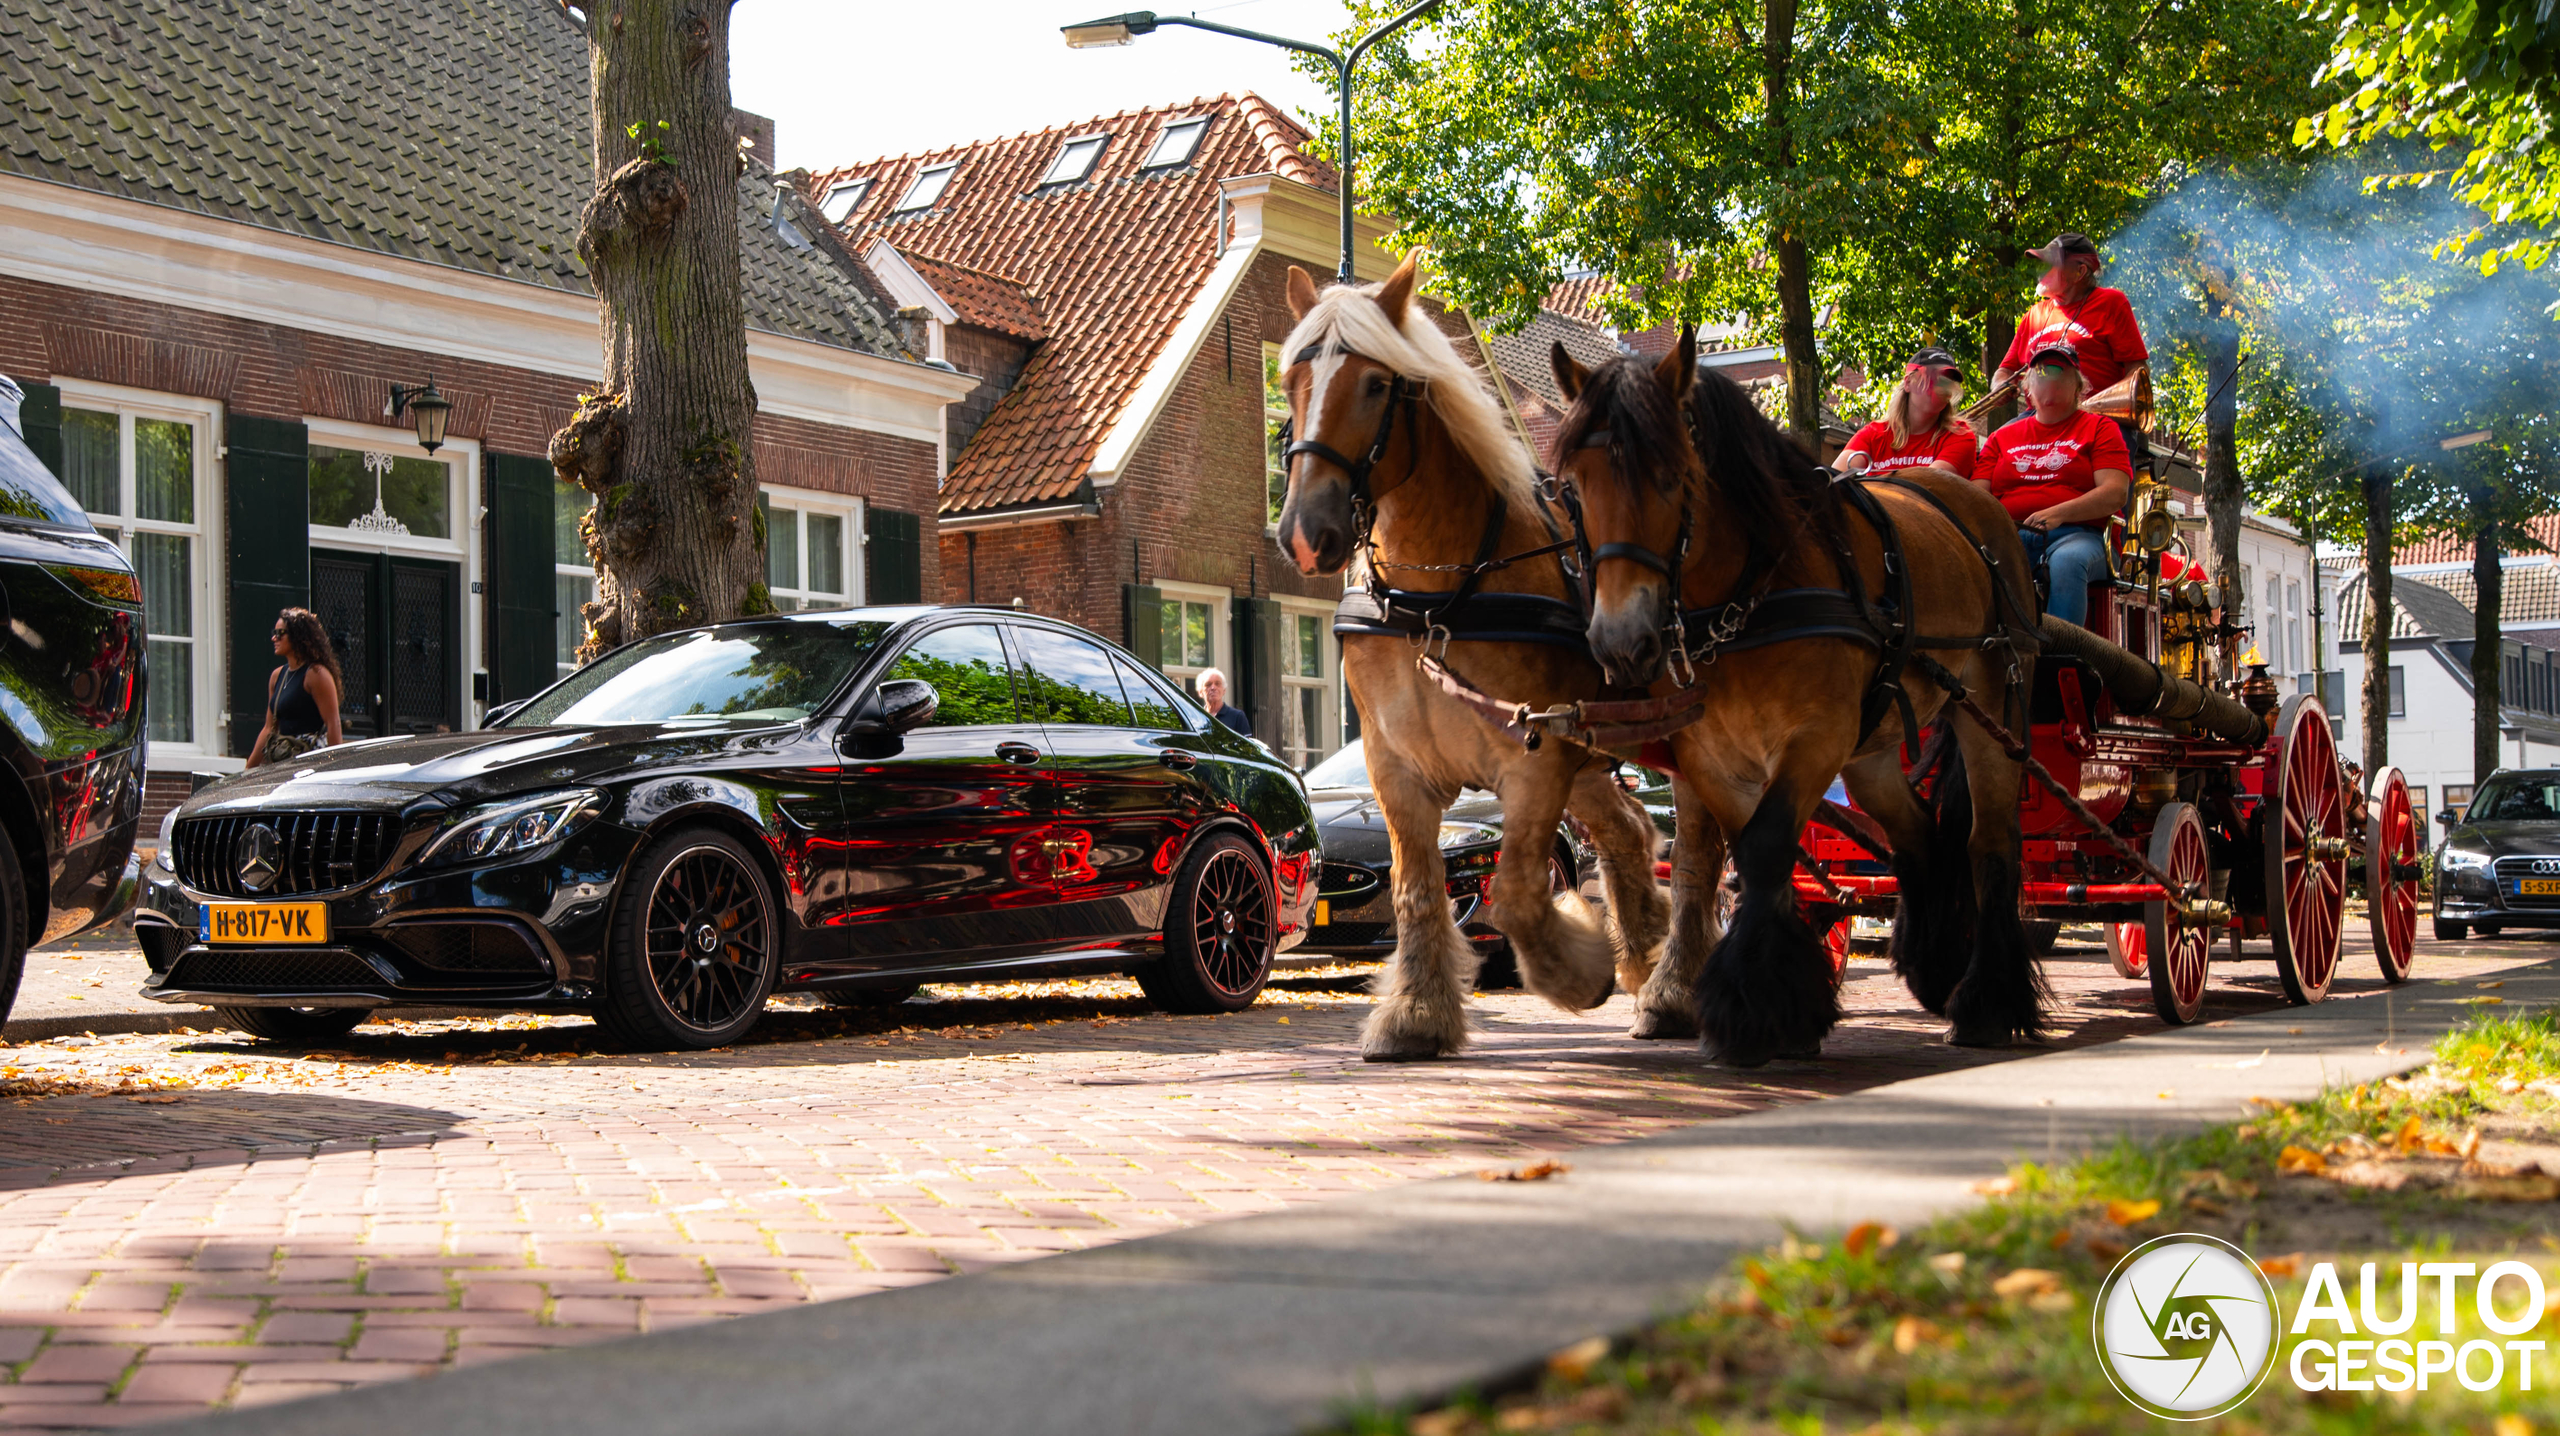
(0, 376), (149, 1020)
(2434, 769), (2560, 939)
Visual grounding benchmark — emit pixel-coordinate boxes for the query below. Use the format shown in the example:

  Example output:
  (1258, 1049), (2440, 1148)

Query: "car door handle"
(995, 741), (1042, 765)
(1159, 750), (1198, 771)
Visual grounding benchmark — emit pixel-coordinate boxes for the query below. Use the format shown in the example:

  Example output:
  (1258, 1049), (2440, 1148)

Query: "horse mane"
(1280, 277), (1537, 512)
(1548, 354), (1699, 498)
(1682, 366), (1845, 569)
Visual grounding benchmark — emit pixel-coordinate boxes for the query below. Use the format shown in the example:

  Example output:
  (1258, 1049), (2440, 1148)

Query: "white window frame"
(759, 486), (866, 612)
(555, 487), (596, 680)
(1154, 579), (1230, 691)
(820, 178), (871, 223)
(1041, 134), (1108, 187)
(1275, 594), (1340, 770)
(1263, 340), (1289, 533)
(55, 379), (223, 769)
(2285, 578), (2304, 674)
(1142, 117), (1209, 170)
(894, 163), (957, 213)
(303, 417), (484, 729)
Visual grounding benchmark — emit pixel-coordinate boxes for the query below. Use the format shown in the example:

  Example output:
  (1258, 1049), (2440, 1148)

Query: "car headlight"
(2439, 848), (2492, 871)
(418, 788), (607, 867)
(152, 807), (178, 871)
(1437, 821), (1500, 852)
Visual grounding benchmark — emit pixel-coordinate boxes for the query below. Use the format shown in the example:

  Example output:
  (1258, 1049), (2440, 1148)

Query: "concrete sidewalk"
(161, 956), (2550, 1436)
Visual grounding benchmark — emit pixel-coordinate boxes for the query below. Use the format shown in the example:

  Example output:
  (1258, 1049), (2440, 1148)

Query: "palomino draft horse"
(1550, 338), (2046, 1063)
(1273, 255), (1671, 1061)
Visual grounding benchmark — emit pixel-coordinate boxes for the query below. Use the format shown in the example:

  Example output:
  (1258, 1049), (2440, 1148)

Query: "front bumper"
(134, 823), (640, 1009)
(2434, 857), (2560, 927)
(1297, 852), (1508, 954)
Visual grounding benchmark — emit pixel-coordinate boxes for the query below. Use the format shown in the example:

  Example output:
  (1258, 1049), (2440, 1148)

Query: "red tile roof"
(2398, 514), (2560, 566)
(812, 93), (1328, 515)
(897, 250), (1046, 342)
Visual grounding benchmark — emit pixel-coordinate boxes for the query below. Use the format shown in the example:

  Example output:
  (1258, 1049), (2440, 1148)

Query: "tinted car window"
(510, 620), (889, 726)
(2472, 777), (2560, 821)
(0, 425), (97, 531)
(882, 623), (1019, 727)
(1112, 653), (1186, 731)
(1014, 627), (1132, 727)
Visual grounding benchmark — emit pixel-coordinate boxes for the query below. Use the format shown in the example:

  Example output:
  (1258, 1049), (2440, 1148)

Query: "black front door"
(310, 551), (461, 738)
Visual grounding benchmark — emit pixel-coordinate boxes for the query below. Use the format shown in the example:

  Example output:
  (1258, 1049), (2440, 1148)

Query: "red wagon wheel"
(2265, 694), (2348, 1004)
(2367, 765), (2420, 982)
(2105, 921), (2147, 979)
(1822, 916), (1850, 986)
(2145, 802), (2213, 1025)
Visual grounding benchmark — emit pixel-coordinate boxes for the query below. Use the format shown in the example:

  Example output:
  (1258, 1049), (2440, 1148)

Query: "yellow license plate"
(2523, 880), (2560, 896)
(200, 902), (328, 944)
(1313, 900), (1330, 926)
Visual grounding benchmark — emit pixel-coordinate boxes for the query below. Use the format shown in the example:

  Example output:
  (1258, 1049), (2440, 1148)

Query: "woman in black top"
(244, 607), (346, 768)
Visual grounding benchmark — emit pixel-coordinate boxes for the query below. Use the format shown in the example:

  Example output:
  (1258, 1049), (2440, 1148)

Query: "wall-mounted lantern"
(386, 378), (454, 454)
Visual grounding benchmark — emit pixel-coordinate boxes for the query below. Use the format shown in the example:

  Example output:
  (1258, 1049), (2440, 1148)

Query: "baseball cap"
(2024, 340), (2083, 373)
(2028, 233), (2102, 267)
(1907, 346), (1967, 379)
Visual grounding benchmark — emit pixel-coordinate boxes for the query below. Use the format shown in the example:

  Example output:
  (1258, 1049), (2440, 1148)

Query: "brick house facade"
(0, 0), (974, 825)
(816, 96), (1523, 766)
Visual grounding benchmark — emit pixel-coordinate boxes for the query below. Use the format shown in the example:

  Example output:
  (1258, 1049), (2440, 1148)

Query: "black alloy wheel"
(599, 829), (779, 1050)
(2433, 916), (2468, 941)
(215, 1005), (369, 1044)
(1137, 832), (1275, 1014)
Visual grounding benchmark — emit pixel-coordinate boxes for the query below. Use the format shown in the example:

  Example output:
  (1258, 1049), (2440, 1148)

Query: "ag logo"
(2093, 1233), (2280, 1419)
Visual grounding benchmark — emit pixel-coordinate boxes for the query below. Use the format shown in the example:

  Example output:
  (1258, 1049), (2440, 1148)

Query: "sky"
(732, 1), (1362, 173)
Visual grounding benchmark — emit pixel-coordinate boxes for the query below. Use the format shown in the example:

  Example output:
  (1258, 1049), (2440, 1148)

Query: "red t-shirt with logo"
(2000, 287), (2149, 393)
(1980, 410), (2131, 526)
(1844, 421), (1977, 479)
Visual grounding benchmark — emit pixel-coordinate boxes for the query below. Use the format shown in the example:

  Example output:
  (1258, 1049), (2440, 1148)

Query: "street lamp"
(1062, 2), (1440, 283)
(386, 377), (453, 455)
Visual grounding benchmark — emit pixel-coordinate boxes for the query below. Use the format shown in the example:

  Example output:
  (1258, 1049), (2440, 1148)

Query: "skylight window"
(1042, 135), (1108, 187)
(893, 163), (957, 213)
(1141, 117), (1209, 170)
(820, 179), (871, 223)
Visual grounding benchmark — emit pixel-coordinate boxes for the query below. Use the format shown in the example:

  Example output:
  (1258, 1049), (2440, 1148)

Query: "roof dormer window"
(1041, 135), (1108, 187)
(1141, 117), (1209, 171)
(820, 178), (871, 223)
(893, 163), (958, 213)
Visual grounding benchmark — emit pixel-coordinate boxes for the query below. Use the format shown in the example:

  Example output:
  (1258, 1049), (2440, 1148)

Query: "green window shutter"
(866, 508), (921, 603)
(226, 416), (308, 756)
(488, 454), (556, 705)
(1235, 597), (1283, 741)
(1121, 583), (1162, 667)
(14, 381), (61, 477)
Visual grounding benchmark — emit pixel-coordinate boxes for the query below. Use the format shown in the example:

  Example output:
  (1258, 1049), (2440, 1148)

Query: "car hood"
(179, 721), (803, 820)
(2443, 820), (2560, 860)
(1309, 785), (1503, 867)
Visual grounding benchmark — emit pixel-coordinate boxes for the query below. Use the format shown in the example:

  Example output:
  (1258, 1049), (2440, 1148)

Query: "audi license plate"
(1312, 900), (1329, 926)
(2521, 879), (2560, 897)
(200, 902), (328, 944)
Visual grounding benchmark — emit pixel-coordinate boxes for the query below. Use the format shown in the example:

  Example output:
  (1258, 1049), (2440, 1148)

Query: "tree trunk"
(1760, 0), (1822, 448)
(2359, 462), (2393, 780)
(2473, 480), (2503, 785)
(549, 0), (762, 662)
(2202, 306), (2244, 626)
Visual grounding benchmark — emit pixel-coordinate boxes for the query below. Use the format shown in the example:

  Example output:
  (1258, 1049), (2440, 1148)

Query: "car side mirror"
(2438, 810), (2459, 827)
(851, 678), (938, 737)
(483, 699), (529, 727)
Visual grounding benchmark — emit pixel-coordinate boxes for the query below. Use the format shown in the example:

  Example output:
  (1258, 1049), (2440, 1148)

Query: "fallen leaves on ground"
(1481, 1159), (1570, 1183)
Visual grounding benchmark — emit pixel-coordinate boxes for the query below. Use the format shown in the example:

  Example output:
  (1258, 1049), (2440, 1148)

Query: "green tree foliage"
(2299, 0), (2560, 278)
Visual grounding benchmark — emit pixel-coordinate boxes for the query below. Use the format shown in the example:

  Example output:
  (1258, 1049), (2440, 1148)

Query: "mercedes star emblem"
(235, 823), (281, 892)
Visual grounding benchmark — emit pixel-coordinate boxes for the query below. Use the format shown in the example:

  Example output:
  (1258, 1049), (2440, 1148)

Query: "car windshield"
(507, 620), (893, 727)
(1303, 739), (1368, 789)
(2470, 777), (2560, 822)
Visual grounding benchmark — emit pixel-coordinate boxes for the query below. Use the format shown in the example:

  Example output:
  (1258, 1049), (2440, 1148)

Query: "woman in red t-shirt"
(1837, 346), (1978, 479)
(1976, 340), (2130, 626)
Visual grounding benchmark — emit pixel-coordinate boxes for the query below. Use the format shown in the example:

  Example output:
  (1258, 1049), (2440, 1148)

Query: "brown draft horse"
(1273, 255), (1671, 1061)
(1550, 337), (2046, 1063)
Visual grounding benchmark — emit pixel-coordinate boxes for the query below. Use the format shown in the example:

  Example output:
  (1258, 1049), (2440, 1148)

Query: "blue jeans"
(2020, 525), (2108, 626)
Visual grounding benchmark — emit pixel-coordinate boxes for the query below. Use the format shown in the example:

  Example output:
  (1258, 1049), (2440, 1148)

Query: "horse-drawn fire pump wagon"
(1791, 369), (2424, 1024)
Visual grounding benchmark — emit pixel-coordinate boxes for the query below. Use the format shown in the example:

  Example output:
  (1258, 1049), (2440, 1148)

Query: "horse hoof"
(1628, 1009), (1700, 1041)
(1946, 1028), (2018, 1050)
(1362, 1043), (1449, 1063)
(1701, 1039), (1772, 1070)
(1775, 1044), (1822, 1061)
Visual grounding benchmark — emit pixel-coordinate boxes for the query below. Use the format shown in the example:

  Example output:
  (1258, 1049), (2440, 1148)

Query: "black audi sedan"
(135, 607), (1319, 1048)
(0, 376), (149, 1022)
(2433, 769), (2560, 939)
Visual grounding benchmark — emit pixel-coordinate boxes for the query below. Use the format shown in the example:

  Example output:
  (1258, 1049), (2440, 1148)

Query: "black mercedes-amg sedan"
(136, 607), (1318, 1048)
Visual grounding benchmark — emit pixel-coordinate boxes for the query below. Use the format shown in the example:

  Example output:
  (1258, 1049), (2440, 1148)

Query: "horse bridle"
(1556, 425), (1697, 685)
(1277, 341), (1419, 522)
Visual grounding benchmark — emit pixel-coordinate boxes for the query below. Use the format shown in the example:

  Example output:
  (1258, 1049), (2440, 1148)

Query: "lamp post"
(1063, 2), (1439, 283)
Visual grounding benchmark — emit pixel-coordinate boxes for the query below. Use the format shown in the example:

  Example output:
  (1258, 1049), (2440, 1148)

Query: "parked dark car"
(135, 607), (1318, 1048)
(1299, 739), (1602, 988)
(0, 377), (148, 1021)
(2433, 769), (2560, 939)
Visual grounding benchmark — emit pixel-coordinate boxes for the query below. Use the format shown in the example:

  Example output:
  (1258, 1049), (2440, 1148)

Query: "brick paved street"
(0, 929), (2526, 1431)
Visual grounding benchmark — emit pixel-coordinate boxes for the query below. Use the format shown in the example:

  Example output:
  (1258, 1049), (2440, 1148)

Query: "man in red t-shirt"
(1837, 346), (1978, 479)
(1978, 340), (2132, 626)
(1992, 232), (2151, 475)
